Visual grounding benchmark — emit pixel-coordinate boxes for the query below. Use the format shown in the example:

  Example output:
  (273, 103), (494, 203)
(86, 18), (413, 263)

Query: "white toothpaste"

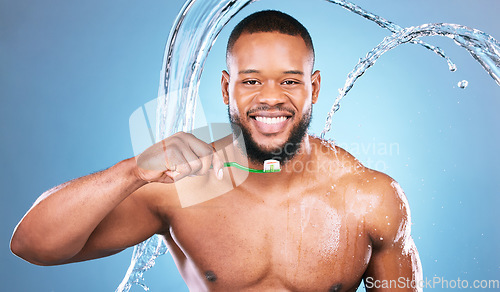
(263, 159), (281, 172)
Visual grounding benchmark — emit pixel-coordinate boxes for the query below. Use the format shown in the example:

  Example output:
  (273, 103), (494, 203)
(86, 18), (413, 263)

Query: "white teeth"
(255, 116), (287, 124)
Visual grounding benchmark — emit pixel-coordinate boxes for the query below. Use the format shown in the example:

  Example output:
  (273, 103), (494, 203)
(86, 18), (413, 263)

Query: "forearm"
(10, 157), (147, 265)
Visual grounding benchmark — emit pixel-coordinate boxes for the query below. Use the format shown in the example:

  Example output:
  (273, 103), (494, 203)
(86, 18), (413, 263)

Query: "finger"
(195, 150), (213, 176)
(155, 171), (175, 184)
(161, 144), (192, 181)
(164, 170), (181, 182)
(189, 142), (215, 176)
(179, 145), (203, 175)
(176, 133), (224, 179)
(184, 134), (219, 176)
(161, 140), (177, 172)
(211, 149), (224, 180)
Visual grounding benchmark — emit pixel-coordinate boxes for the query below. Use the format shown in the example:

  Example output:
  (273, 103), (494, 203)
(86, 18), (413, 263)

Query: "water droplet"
(457, 80), (468, 88)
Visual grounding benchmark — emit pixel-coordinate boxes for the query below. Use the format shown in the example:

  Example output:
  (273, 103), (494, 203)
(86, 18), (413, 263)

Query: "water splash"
(116, 236), (167, 291)
(118, 1), (256, 290)
(324, 0), (458, 72)
(118, 0), (500, 291)
(156, 0), (256, 140)
(320, 22), (500, 138)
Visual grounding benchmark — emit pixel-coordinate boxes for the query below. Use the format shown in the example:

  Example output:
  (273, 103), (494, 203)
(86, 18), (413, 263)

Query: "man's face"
(222, 32), (321, 163)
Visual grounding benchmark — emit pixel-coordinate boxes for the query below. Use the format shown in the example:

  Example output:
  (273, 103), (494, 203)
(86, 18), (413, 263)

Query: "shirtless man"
(11, 11), (422, 291)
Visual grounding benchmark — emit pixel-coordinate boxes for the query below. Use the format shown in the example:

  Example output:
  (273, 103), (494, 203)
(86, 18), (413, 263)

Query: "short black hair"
(226, 10), (315, 67)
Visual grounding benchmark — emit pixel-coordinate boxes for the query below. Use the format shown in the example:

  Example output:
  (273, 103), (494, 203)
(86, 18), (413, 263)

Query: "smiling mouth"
(248, 112), (293, 134)
(253, 116), (289, 124)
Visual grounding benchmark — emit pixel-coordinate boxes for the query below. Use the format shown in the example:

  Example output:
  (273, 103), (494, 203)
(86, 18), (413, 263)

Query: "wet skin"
(11, 32), (421, 291)
(142, 32), (420, 291)
(148, 136), (420, 291)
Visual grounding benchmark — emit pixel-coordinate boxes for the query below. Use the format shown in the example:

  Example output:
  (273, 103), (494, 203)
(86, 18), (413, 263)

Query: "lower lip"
(250, 117), (291, 134)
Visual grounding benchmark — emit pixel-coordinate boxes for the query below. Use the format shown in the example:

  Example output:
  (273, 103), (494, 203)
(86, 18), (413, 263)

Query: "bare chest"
(165, 190), (372, 291)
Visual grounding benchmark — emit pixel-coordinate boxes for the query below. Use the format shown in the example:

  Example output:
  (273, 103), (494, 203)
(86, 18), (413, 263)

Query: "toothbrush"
(216, 159), (281, 173)
(224, 159), (280, 173)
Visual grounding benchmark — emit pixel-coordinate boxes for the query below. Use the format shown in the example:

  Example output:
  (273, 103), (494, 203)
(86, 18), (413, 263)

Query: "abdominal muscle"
(160, 180), (373, 292)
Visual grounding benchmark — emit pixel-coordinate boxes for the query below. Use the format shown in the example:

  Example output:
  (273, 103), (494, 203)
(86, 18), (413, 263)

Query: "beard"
(228, 105), (312, 164)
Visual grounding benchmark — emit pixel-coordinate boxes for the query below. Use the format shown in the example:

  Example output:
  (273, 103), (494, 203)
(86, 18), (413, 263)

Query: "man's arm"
(10, 158), (163, 265)
(362, 175), (423, 291)
(10, 132), (223, 266)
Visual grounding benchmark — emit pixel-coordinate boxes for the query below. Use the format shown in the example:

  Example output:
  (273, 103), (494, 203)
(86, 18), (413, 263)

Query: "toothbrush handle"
(224, 162), (264, 173)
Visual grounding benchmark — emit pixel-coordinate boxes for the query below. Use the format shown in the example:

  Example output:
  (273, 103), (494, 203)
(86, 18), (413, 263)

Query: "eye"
(243, 80), (260, 85)
(282, 80), (299, 86)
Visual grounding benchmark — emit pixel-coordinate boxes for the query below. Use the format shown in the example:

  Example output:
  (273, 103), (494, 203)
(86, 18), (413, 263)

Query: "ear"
(311, 70), (321, 104)
(221, 70), (230, 105)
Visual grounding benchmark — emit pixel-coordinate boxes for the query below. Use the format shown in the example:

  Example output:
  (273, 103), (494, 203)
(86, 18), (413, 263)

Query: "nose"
(255, 81), (286, 106)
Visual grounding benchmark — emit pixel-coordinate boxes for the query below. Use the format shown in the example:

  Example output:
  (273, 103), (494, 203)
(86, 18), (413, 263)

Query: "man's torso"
(153, 138), (385, 291)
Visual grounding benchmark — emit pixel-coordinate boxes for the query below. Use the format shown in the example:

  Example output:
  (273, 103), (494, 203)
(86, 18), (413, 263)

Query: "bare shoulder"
(312, 137), (411, 247)
(355, 169), (410, 243)
(344, 161), (411, 249)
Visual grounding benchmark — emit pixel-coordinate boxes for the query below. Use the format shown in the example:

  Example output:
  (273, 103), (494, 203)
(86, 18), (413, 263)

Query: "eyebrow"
(238, 69), (304, 75)
(238, 69), (260, 74)
(283, 70), (304, 75)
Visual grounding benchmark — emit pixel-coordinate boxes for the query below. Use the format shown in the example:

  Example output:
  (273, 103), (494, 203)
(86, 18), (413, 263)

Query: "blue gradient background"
(1, 0), (498, 291)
